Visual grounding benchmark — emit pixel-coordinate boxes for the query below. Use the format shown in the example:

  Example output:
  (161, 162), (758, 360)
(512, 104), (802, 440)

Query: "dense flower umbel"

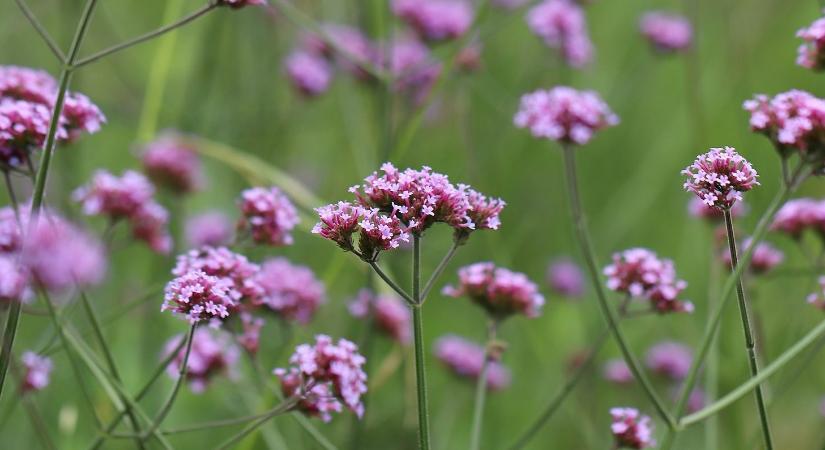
(284, 51), (334, 97)
(20, 352), (52, 393)
(682, 147), (759, 210)
(274, 335), (368, 422)
(141, 134), (203, 194)
(392, 0), (473, 42)
(164, 329), (240, 393)
(0, 66), (56, 104)
(254, 258), (325, 325)
(807, 277), (825, 310)
(610, 407), (656, 449)
(720, 237), (784, 275)
(645, 341), (692, 381)
(186, 211), (233, 248)
(237, 187), (300, 246)
(797, 12), (825, 71)
(162, 270), (237, 324)
(688, 196), (747, 222)
(743, 90), (825, 156)
(526, 0), (594, 68)
(61, 93), (105, 141)
(772, 198), (825, 239)
(514, 86), (618, 145)
(604, 248), (693, 314)
(0, 99), (64, 169)
(546, 258), (585, 298)
(348, 289), (411, 345)
(0, 255), (27, 303)
(173, 246), (263, 306)
(603, 359), (633, 384)
(443, 262), (545, 319)
(639, 12), (692, 53)
(434, 335), (511, 391)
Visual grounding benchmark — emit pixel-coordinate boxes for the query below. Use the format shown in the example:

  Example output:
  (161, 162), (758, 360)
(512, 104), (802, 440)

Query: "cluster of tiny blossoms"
(20, 351), (53, 393)
(526, 0), (594, 68)
(237, 187), (300, 246)
(720, 237), (784, 275)
(185, 211), (233, 248)
(603, 358), (633, 385)
(645, 341), (692, 381)
(796, 11), (825, 71)
(442, 262), (545, 319)
(604, 248), (693, 314)
(348, 289), (411, 345)
(610, 407), (656, 449)
(391, 0), (473, 42)
(162, 270), (236, 324)
(141, 133), (203, 194)
(546, 257), (585, 298)
(743, 90), (825, 156)
(433, 335), (511, 391)
(173, 246), (263, 306)
(164, 329), (240, 393)
(638, 12), (692, 53)
(313, 163), (504, 261)
(772, 198), (825, 240)
(682, 146), (759, 210)
(73, 170), (172, 253)
(254, 258), (326, 325)
(0, 65), (104, 170)
(274, 335), (368, 422)
(514, 86), (618, 145)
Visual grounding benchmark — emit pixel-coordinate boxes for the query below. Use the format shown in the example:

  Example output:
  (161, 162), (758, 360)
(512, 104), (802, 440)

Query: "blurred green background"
(2, 0), (825, 449)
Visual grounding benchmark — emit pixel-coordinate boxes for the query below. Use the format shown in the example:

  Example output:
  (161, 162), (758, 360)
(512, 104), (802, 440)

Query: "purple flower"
(162, 270), (237, 324)
(546, 257), (585, 298)
(604, 248), (693, 314)
(0, 66), (57, 104)
(466, 188), (505, 232)
(645, 341), (692, 381)
(0, 206), (21, 252)
(238, 312), (264, 354)
(603, 358), (633, 384)
(186, 211), (233, 248)
(434, 335), (511, 391)
(808, 277), (825, 311)
(682, 146), (759, 210)
(131, 202), (173, 255)
(285, 51), (334, 97)
(20, 351), (52, 393)
(0, 99), (65, 170)
(62, 93), (105, 141)
(526, 0), (593, 68)
(514, 86), (618, 145)
(743, 90), (825, 156)
(141, 133), (203, 194)
(0, 254), (28, 303)
(383, 38), (442, 105)
(303, 25), (377, 80)
(797, 12), (825, 71)
(392, 0), (473, 42)
(639, 12), (692, 53)
(348, 289), (411, 344)
(164, 329), (240, 393)
(610, 407), (656, 449)
(238, 186), (300, 246)
(688, 196), (747, 222)
(443, 262), (545, 319)
(274, 335), (368, 422)
(254, 257), (325, 325)
(173, 246), (263, 307)
(720, 237), (784, 275)
(772, 198), (825, 240)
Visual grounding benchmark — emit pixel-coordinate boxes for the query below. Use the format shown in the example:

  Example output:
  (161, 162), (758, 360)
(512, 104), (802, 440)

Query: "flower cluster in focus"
(237, 187), (300, 246)
(442, 262), (545, 319)
(682, 146), (759, 210)
(610, 407), (656, 449)
(604, 248), (693, 314)
(514, 86), (618, 145)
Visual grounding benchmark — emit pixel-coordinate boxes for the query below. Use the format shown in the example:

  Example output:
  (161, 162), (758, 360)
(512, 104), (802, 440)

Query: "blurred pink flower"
(141, 133), (203, 194)
(645, 341), (692, 381)
(274, 335), (367, 422)
(604, 248), (693, 314)
(186, 211), (233, 248)
(514, 86), (618, 145)
(434, 335), (511, 391)
(392, 0), (473, 42)
(383, 38), (442, 105)
(0, 254), (28, 303)
(772, 198), (825, 240)
(285, 51), (333, 97)
(610, 407), (656, 449)
(238, 313), (264, 354)
(720, 237), (784, 275)
(546, 258), (584, 298)
(238, 186), (300, 246)
(254, 257), (325, 325)
(443, 262), (545, 319)
(526, 0), (593, 68)
(348, 289), (411, 344)
(688, 196), (747, 222)
(682, 146), (759, 210)
(20, 351), (52, 393)
(62, 93), (105, 141)
(743, 90), (825, 156)
(797, 12), (825, 70)
(639, 12), (692, 53)
(164, 329), (240, 393)
(603, 358), (633, 384)
(0, 99), (65, 170)
(162, 270), (237, 324)
(0, 66), (56, 104)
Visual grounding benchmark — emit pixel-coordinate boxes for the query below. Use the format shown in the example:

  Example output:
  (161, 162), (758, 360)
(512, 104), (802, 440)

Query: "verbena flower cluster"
(433, 335), (511, 391)
(771, 197), (825, 240)
(719, 237), (784, 275)
(514, 86), (618, 145)
(610, 407), (656, 449)
(141, 133), (203, 194)
(164, 329), (240, 393)
(20, 351), (52, 393)
(639, 12), (692, 53)
(682, 146), (759, 210)
(797, 11), (825, 71)
(0, 254), (28, 303)
(237, 186), (300, 246)
(442, 262), (545, 319)
(185, 211), (233, 248)
(603, 358), (633, 385)
(313, 163), (504, 260)
(0, 65), (104, 170)
(744, 90), (825, 157)
(173, 246), (263, 307)
(254, 257), (326, 325)
(604, 248), (693, 314)
(526, 0), (594, 68)
(274, 335), (368, 422)
(348, 289), (411, 345)
(162, 270), (236, 324)
(546, 257), (585, 298)
(73, 170), (172, 253)
(284, 51), (334, 98)
(645, 341), (692, 381)
(392, 0), (473, 42)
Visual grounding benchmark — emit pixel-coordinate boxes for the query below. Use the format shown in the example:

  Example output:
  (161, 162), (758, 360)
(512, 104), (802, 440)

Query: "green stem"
(420, 240), (460, 303)
(140, 324), (196, 441)
(560, 144), (674, 428)
(14, 0), (67, 62)
(22, 391), (58, 450)
(3, 171), (21, 225)
(368, 261), (416, 306)
(79, 290), (145, 449)
(704, 245), (721, 450)
(412, 235), (431, 450)
(469, 319), (498, 450)
(0, 0), (100, 401)
(723, 209), (773, 449)
(213, 397), (300, 450)
(73, 2), (217, 69)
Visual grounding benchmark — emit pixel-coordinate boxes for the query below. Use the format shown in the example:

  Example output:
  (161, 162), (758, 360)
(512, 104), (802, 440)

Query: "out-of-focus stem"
(469, 318), (498, 450)
(3, 171), (21, 224)
(13, 0), (67, 62)
(214, 396), (300, 450)
(421, 240), (460, 302)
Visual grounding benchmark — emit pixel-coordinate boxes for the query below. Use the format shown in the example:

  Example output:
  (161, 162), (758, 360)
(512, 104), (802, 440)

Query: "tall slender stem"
(141, 324), (196, 441)
(704, 246), (721, 450)
(368, 261), (416, 305)
(3, 171), (21, 225)
(0, 0), (100, 401)
(411, 235), (431, 450)
(560, 144), (674, 428)
(214, 396), (299, 450)
(421, 241), (460, 302)
(723, 209), (774, 449)
(470, 319), (498, 450)
(79, 291), (145, 449)
(21, 391), (57, 450)
(13, 0), (67, 63)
